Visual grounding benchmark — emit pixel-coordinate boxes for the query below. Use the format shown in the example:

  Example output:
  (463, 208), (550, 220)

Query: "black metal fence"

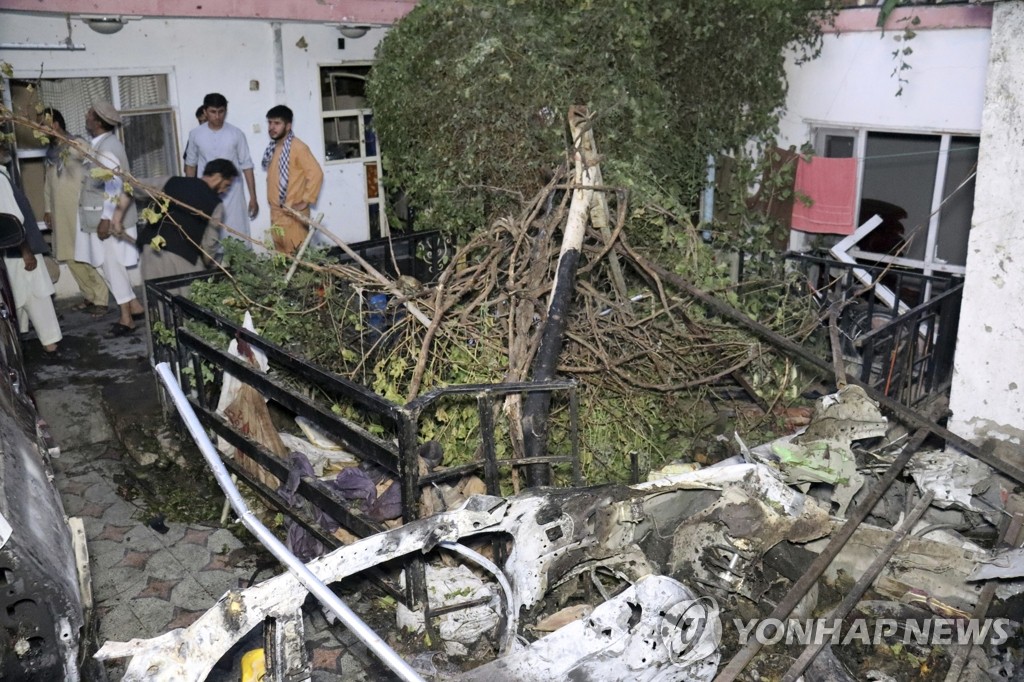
(787, 253), (963, 406)
(144, 232), (580, 614)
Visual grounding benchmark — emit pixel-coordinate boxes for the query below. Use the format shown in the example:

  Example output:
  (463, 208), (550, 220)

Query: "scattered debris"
(98, 394), (1024, 680)
(457, 576), (720, 682)
(396, 564), (501, 656)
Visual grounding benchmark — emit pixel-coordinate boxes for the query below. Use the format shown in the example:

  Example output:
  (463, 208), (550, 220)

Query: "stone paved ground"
(24, 299), (386, 681)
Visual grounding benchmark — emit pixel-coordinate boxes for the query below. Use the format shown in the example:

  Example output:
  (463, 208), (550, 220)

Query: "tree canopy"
(369, 0), (834, 236)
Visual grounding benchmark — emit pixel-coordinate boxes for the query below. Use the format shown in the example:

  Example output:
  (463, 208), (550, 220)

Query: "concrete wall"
(778, 22), (990, 149)
(947, 2), (1024, 445)
(780, 5), (1024, 446)
(0, 12), (386, 255)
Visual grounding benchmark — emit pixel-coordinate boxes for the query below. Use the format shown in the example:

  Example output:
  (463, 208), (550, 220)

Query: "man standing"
(261, 105), (324, 255)
(76, 102), (145, 336)
(1, 146), (66, 358)
(41, 108), (110, 315)
(184, 93), (258, 246)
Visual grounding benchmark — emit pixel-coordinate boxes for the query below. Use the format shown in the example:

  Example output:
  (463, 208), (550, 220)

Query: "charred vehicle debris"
(5, 110), (1021, 681)
(0, 220), (90, 679)
(96, 120), (1024, 675)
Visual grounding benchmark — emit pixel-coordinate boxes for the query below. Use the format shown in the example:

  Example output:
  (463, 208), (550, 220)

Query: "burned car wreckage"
(99, 374), (1024, 681)
(83, 220), (1024, 682)
(0, 238), (88, 676)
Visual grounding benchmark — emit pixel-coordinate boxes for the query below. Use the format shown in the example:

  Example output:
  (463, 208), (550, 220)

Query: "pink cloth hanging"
(791, 156), (858, 235)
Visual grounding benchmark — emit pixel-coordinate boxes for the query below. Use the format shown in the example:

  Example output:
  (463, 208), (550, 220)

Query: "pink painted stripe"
(0, 0), (418, 24)
(1, 2), (992, 31)
(832, 5), (992, 33)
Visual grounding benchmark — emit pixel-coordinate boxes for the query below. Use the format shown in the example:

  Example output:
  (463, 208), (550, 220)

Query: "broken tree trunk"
(522, 107), (598, 487)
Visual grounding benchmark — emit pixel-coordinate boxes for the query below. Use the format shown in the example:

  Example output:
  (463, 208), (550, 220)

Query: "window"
(320, 64), (383, 237)
(815, 127), (978, 277)
(4, 73), (179, 222)
(321, 66), (374, 162)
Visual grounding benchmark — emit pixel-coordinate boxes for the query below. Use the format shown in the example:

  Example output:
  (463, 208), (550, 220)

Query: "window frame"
(319, 63), (385, 237)
(1, 68), (181, 187)
(811, 124), (977, 279)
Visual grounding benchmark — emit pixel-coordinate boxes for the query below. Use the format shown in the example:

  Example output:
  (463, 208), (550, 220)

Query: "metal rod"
(438, 541), (518, 655)
(154, 362), (425, 682)
(713, 427), (930, 682)
(0, 42), (86, 50)
(478, 395), (500, 496)
(781, 491), (935, 682)
(637, 257), (1024, 485)
(942, 511), (1022, 682)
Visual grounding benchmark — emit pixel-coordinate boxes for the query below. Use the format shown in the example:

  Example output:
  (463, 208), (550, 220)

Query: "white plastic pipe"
(154, 362), (425, 682)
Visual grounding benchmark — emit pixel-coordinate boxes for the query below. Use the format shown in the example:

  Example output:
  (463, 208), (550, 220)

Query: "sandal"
(88, 304), (111, 317)
(131, 312), (146, 322)
(109, 323), (136, 337)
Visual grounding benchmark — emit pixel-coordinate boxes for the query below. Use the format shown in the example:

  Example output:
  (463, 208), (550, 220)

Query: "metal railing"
(786, 253), (963, 406)
(142, 233), (581, 632)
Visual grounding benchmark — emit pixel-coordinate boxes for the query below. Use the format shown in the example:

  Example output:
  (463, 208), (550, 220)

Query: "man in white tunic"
(0, 146), (64, 355)
(75, 102), (145, 335)
(183, 93), (258, 248)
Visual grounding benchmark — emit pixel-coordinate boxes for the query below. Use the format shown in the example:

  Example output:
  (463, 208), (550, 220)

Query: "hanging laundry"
(791, 156), (858, 235)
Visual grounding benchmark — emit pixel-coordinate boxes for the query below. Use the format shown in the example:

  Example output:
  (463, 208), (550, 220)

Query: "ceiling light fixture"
(81, 16), (137, 35)
(337, 25), (370, 39)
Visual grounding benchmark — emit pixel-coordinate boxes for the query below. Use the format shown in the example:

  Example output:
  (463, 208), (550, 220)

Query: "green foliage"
(369, 0), (834, 237)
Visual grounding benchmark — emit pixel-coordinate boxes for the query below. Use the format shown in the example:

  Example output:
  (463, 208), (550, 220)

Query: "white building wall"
(777, 27), (990, 149)
(780, 11), (1024, 446)
(947, 2), (1024, 445)
(0, 13), (384, 255)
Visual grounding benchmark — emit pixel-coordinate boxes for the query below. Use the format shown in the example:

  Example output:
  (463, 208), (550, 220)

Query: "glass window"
(5, 73), (180, 221)
(118, 74), (170, 110)
(320, 65), (373, 162)
(324, 115), (362, 161)
(861, 132), (940, 261)
(936, 137), (977, 267)
(813, 126), (978, 279)
(122, 111), (178, 178)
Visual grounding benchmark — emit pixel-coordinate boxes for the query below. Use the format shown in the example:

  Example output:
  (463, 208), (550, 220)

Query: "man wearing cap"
(76, 102), (145, 336)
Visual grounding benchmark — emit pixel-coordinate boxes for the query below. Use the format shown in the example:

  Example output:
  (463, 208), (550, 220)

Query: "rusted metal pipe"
(780, 491), (935, 682)
(713, 427), (929, 682)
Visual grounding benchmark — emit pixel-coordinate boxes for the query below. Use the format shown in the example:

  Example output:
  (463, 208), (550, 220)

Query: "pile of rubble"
(98, 380), (1023, 681)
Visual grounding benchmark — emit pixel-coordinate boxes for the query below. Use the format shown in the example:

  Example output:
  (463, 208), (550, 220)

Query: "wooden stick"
(281, 207), (431, 328)
(521, 106), (598, 487)
(283, 213), (323, 284)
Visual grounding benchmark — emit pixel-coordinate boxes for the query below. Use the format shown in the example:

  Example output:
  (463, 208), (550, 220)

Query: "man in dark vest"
(111, 158), (239, 294)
